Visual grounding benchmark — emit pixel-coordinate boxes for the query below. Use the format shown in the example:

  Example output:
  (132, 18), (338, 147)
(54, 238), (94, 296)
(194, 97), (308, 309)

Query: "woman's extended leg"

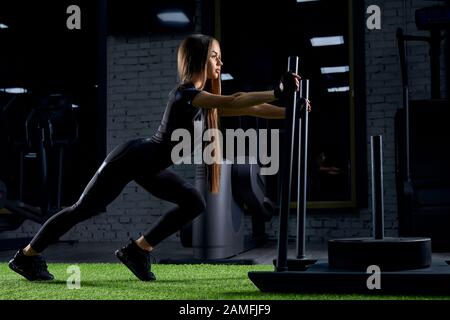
(9, 139), (140, 281)
(27, 161), (132, 253)
(28, 139), (141, 253)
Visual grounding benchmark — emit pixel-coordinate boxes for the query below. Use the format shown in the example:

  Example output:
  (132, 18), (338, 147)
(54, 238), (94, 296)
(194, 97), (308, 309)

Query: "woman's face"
(206, 40), (223, 80)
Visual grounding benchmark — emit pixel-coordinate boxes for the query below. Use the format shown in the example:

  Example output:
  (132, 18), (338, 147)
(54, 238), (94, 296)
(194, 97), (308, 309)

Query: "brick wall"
(1, 0), (447, 247)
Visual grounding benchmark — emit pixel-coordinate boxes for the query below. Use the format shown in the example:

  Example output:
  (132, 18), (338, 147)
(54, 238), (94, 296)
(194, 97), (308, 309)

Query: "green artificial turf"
(0, 263), (449, 300)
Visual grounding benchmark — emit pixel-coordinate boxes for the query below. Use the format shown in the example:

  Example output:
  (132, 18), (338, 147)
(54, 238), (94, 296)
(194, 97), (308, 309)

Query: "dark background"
(219, 0), (361, 203)
(0, 0), (106, 207)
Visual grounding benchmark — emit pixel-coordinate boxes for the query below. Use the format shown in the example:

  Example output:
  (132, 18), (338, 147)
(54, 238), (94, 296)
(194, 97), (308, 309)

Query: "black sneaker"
(115, 239), (156, 281)
(8, 249), (54, 281)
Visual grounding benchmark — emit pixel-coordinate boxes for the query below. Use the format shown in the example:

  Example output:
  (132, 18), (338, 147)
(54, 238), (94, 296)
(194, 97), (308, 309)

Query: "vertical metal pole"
(38, 126), (49, 216)
(405, 87), (411, 182)
(276, 56), (299, 272)
(396, 28), (411, 182)
(296, 79), (309, 259)
(430, 30), (441, 100)
(56, 147), (64, 210)
(19, 150), (24, 201)
(96, 0), (108, 176)
(371, 135), (384, 240)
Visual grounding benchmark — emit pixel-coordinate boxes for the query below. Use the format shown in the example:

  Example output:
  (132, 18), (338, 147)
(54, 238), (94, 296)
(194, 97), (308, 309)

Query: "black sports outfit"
(29, 82), (206, 253)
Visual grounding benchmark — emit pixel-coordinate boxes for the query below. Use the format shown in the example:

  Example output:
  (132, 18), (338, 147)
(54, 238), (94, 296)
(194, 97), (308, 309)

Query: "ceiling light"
(221, 73), (234, 81)
(0, 23), (8, 29)
(157, 11), (190, 24)
(328, 86), (350, 93)
(310, 36), (344, 47)
(321, 66), (350, 74)
(0, 87), (28, 94)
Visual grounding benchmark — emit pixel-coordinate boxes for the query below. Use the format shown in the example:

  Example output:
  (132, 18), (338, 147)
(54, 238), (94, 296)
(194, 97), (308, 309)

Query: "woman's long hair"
(177, 34), (221, 193)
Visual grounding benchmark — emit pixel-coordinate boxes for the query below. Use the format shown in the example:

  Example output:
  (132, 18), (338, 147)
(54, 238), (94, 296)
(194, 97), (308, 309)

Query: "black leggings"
(30, 138), (206, 253)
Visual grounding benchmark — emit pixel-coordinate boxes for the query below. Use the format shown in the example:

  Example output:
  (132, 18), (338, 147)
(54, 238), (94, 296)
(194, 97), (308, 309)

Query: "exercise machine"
(0, 93), (78, 250)
(396, 5), (450, 250)
(161, 111), (275, 264)
(191, 160), (273, 261)
(248, 56), (450, 294)
(161, 160), (274, 264)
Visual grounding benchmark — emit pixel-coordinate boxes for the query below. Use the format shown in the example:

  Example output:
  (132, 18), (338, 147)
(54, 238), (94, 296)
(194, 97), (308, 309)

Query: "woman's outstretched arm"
(192, 91), (278, 111)
(219, 103), (285, 119)
(218, 99), (311, 119)
(193, 73), (301, 111)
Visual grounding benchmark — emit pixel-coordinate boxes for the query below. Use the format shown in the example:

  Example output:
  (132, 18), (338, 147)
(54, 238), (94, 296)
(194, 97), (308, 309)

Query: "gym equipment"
(0, 94), (44, 233)
(23, 94), (79, 215)
(161, 160), (274, 264)
(248, 56), (450, 294)
(192, 160), (273, 261)
(0, 93), (78, 250)
(0, 179), (41, 250)
(0, 180), (25, 233)
(328, 136), (431, 272)
(161, 109), (275, 264)
(396, 6), (450, 249)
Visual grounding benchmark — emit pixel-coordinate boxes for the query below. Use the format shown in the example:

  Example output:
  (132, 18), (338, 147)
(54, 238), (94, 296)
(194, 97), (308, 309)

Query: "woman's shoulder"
(173, 82), (202, 102)
(177, 82), (200, 92)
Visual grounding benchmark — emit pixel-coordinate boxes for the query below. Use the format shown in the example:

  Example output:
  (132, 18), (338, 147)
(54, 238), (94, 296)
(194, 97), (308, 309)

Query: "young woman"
(8, 34), (307, 281)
